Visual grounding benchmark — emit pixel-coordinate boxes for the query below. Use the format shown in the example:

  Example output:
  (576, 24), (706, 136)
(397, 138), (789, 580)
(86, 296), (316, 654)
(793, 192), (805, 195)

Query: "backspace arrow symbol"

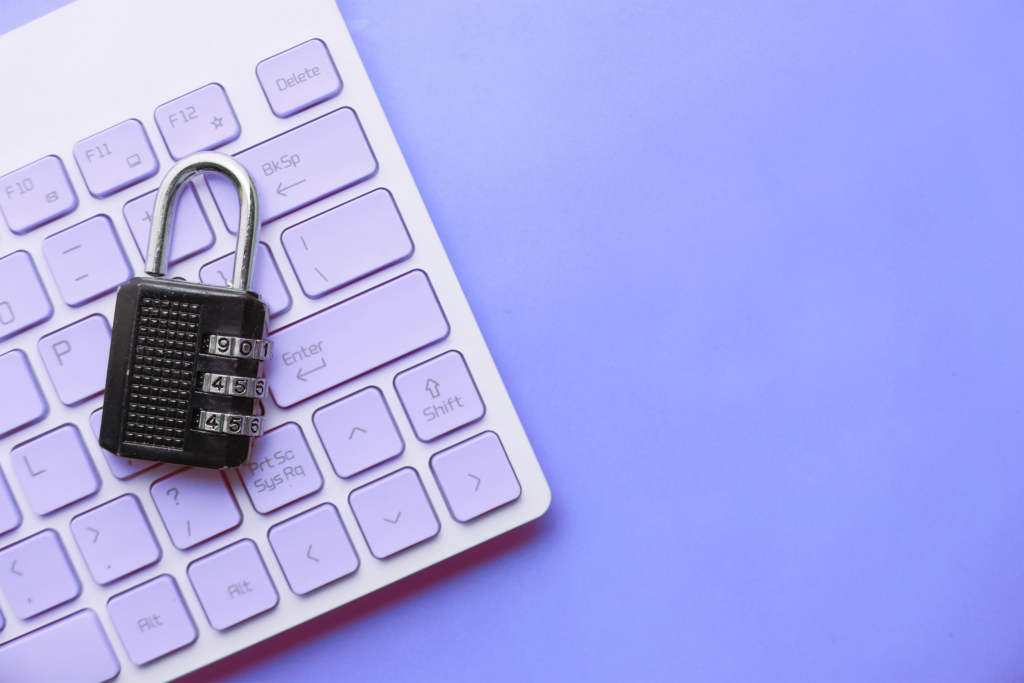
(277, 179), (306, 196)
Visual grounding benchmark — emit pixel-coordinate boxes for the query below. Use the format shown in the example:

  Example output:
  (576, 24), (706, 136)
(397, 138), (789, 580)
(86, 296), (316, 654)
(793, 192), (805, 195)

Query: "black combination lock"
(99, 152), (273, 469)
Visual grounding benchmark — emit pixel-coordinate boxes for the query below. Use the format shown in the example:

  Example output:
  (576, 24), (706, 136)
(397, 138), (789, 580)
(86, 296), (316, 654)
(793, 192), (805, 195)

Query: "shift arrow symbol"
(10, 560), (22, 576)
(277, 179), (306, 196)
(425, 378), (441, 398)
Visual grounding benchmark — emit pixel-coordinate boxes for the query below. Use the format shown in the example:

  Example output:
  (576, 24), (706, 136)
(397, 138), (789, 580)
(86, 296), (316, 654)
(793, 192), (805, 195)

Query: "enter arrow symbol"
(384, 512), (401, 524)
(307, 544), (319, 562)
(88, 527), (100, 543)
(468, 473), (481, 491)
(10, 560), (22, 576)
(296, 358), (327, 381)
(349, 427), (367, 440)
(277, 179), (306, 196)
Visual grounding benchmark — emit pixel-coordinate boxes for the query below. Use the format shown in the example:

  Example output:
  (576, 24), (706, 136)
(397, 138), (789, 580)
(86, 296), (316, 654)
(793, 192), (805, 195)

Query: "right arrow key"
(430, 432), (522, 523)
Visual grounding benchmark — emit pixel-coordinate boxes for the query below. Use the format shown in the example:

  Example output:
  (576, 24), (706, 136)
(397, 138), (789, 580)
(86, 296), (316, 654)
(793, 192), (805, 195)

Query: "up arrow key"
(425, 378), (440, 399)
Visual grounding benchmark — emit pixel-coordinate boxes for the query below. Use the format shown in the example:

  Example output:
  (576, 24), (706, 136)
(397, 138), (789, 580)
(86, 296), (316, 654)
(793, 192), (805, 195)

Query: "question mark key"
(151, 468), (242, 550)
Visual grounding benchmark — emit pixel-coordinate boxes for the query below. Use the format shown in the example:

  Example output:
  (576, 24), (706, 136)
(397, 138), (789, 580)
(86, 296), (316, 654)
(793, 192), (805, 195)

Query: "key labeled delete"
(257, 38), (342, 117)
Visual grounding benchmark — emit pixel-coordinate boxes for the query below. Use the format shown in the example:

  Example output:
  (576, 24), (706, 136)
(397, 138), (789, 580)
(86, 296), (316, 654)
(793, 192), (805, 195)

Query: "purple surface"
(256, 39), (343, 118)
(36, 313), (110, 405)
(0, 155), (77, 234)
(349, 467), (440, 559)
(394, 350), (484, 442)
(280, 188), (413, 299)
(430, 431), (520, 523)
(313, 386), (404, 478)
(40, 215), (132, 306)
(188, 539), (279, 631)
(207, 107), (377, 230)
(237, 422), (324, 514)
(0, 609), (120, 683)
(72, 119), (159, 198)
(107, 574), (198, 666)
(155, 83), (242, 160)
(268, 503), (359, 595)
(0, 529), (80, 620)
(123, 182), (215, 265)
(199, 242), (292, 317)
(70, 494), (161, 585)
(267, 270), (449, 407)
(0, 349), (48, 438)
(151, 468), (242, 550)
(3, 1), (1024, 681)
(10, 424), (99, 516)
(0, 251), (52, 340)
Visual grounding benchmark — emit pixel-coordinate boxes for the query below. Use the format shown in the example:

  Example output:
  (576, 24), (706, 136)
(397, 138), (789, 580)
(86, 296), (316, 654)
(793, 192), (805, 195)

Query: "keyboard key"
(257, 39), (343, 118)
(0, 529), (81, 619)
(41, 215), (133, 307)
(431, 432), (521, 522)
(73, 119), (159, 198)
(0, 609), (120, 683)
(238, 423), (323, 514)
(70, 495), (161, 585)
(394, 351), (485, 442)
(268, 270), (449, 408)
(151, 468), (242, 550)
(107, 575), (197, 665)
(88, 409), (161, 480)
(188, 539), (278, 630)
(0, 467), (21, 536)
(0, 156), (78, 234)
(11, 424), (100, 516)
(0, 350), (48, 438)
(349, 468), (439, 559)
(313, 387), (404, 478)
(155, 83), (242, 160)
(199, 242), (292, 317)
(207, 107), (377, 231)
(0, 250), (53, 340)
(281, 189), (413, 299)
(37, 314), (111, 406)
(268, 504), (358, 595)
(123, 183), (214, 266)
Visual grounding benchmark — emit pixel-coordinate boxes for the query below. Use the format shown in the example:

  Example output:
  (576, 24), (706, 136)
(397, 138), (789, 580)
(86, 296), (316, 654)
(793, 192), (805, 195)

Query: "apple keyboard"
(0, 0), (551, 680)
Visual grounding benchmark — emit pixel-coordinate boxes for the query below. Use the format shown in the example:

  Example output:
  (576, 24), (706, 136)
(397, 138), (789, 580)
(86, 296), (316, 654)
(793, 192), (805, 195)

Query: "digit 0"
(240, 341), (253, 356)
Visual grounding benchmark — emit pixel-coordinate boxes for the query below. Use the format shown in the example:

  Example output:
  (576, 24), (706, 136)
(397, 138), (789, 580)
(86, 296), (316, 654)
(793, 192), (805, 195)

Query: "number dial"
(194, 410), (264, 436)
(200, 372), (267, 398)
(204, 334), (273, 360)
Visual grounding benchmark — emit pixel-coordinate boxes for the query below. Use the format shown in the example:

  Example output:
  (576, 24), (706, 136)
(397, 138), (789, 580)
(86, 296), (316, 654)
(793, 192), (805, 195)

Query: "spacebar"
(0, 610), (121, 683)
(267, 270), (450, 408)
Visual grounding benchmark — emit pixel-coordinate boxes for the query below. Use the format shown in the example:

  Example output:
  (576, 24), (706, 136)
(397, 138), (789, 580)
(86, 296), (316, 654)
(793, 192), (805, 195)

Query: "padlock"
(99, 152), (273, 470)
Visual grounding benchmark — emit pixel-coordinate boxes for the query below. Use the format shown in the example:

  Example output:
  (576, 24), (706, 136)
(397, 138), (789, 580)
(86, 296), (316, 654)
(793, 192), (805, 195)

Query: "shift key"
(208, 107), (377, 231)
(268, 270), (449, 408)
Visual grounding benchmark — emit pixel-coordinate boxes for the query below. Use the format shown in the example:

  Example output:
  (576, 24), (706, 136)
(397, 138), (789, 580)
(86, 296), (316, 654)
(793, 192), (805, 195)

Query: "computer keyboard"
(0, 0), (551, 680)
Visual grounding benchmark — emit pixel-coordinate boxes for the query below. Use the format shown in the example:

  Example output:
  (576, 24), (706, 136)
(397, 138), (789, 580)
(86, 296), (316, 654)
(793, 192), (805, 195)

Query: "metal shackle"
(146, 151), (260, 292)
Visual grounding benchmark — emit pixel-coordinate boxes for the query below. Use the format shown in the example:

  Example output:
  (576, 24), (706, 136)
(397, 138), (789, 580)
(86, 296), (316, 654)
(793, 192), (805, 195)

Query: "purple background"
(2, 1), (1024, 680)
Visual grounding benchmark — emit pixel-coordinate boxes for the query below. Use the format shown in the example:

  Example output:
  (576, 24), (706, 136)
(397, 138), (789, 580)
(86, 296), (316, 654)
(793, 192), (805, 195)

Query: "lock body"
(99, 277), (270, 469)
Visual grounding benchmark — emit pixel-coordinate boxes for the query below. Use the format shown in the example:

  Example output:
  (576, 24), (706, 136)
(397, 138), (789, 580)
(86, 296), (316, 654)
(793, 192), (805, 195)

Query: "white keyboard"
(0, 0), (551, 680)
